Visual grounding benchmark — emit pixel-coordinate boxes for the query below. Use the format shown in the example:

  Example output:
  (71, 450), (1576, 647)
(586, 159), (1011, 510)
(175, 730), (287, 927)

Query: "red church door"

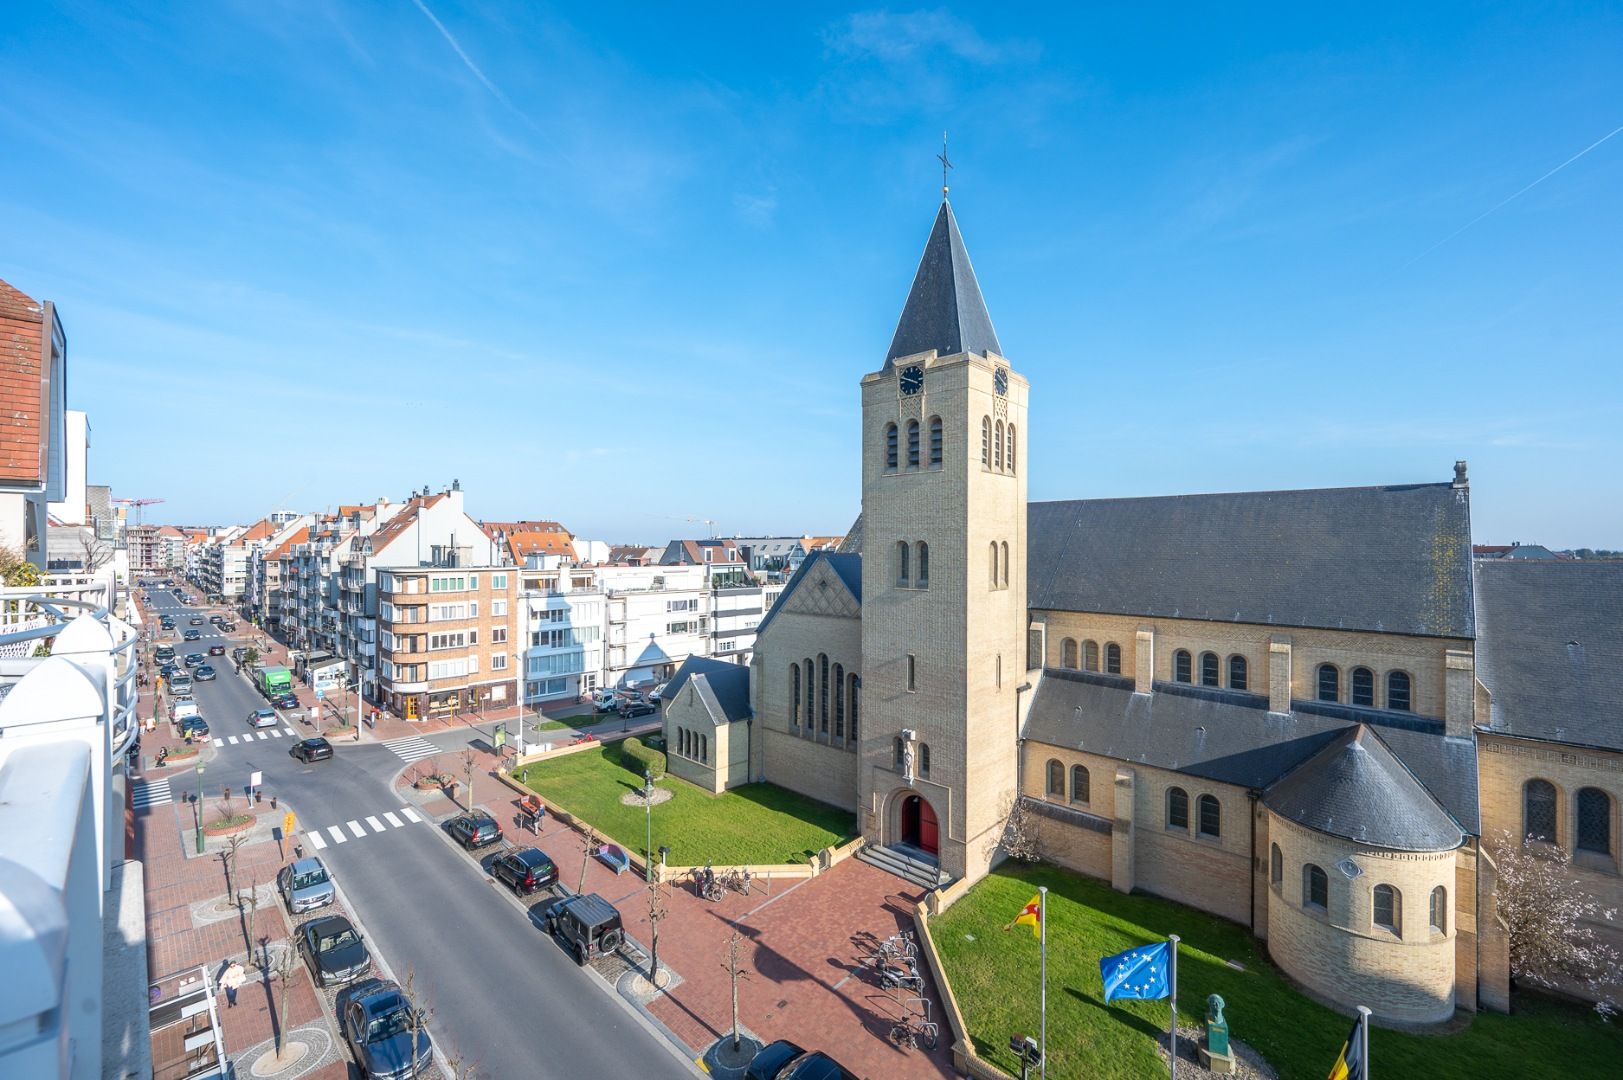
(901, 794), (940, 857)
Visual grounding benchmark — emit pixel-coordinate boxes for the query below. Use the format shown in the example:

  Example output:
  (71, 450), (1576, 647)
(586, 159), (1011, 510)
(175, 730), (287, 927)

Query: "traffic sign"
(283, 811), (297, 836)
(249, 770), (263, 790)
(315, 687), (325, 700)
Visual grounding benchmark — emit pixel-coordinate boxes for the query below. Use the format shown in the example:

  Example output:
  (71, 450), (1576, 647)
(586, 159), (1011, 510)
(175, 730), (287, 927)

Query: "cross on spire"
(937, 131), (953, 199)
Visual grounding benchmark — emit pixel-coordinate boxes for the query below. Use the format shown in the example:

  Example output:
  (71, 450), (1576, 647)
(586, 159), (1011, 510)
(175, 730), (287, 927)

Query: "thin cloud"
(1405, 122), (1623, 267)
(406, 0), (538, 132)
(824, 9), (1031, 66)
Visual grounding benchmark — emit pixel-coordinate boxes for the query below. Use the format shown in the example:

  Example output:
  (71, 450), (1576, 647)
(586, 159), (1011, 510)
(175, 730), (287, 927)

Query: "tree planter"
(161, 746), (200, 764)
(414, 775), (451, 791)
(204, 815), (254, 837)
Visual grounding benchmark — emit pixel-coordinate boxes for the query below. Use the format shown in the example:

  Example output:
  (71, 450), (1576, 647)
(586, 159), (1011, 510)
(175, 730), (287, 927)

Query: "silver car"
(279, 856), (335, 913)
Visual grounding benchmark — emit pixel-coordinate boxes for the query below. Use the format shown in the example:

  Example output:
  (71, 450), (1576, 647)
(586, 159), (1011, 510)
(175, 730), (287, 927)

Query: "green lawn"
(934, 863), (1621, 1080)
(516, 741), (857, 866)
(532, 718), (574, 732)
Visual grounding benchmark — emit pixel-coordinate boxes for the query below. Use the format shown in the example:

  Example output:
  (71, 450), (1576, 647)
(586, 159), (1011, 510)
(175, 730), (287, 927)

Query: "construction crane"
(113, 497), (165, 526)
(657, 514), (720, 539)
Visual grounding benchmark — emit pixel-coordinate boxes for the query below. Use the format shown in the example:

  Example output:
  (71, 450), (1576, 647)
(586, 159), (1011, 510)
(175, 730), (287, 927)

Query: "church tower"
(857, 198), (1028, 883)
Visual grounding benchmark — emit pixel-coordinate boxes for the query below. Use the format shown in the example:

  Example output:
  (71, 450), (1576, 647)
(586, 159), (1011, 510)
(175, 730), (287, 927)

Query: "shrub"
(621, 736), (667, 780)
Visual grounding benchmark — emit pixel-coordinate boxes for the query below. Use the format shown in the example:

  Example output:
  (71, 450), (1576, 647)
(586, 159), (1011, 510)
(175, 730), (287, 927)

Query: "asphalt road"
(141, 586), (699, 1080)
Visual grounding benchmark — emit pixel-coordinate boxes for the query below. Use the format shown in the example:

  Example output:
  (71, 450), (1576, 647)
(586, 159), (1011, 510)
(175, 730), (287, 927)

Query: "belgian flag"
(1326, 1012), (1366, 1080)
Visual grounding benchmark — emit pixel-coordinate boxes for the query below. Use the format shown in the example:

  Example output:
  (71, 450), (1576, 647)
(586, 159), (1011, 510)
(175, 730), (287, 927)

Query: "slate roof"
(1263, 726), (1465, 851)
(1028, 480), (1475, 639)
(885, 201), (1003, 367)
(1024, 668), (1478, 837)
(663, 655), (751, 726)
(753, 550), (862, 639)
(1475, 560), (1623, 752)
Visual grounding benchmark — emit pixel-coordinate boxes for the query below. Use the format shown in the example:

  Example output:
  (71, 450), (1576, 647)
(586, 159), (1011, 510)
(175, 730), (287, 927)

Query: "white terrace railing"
(0, 568), (147, 1080)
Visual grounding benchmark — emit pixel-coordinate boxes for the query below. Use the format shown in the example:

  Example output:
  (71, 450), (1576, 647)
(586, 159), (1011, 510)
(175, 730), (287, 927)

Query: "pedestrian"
(220, 959), (245, 1008)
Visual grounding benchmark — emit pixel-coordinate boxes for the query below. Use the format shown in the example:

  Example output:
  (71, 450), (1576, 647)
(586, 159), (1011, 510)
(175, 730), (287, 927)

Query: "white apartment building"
(712, 581), (783, 662)
(519, 558), (605, 704)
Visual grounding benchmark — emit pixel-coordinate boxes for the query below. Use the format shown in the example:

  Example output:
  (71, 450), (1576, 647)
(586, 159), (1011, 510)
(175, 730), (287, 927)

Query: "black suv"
(447, 813), (503, 850)
(746, 1042), (859, 1080)
(491, 847), (558, 895)
(336, 978), (434, 1080)
(291, 737), (334, 763)
(538, 893), (624, 966)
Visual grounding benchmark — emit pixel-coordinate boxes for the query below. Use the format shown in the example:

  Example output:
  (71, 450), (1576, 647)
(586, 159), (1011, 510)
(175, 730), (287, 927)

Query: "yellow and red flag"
(1003, 893), (1042, 939)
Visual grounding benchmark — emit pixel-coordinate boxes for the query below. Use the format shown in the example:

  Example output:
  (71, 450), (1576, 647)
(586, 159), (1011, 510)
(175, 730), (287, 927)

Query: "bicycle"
(888, 1014), (939, 1051)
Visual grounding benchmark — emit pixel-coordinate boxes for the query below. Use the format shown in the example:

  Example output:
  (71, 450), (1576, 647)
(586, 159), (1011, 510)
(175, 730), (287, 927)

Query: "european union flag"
(1099, 941), (1171, 1002)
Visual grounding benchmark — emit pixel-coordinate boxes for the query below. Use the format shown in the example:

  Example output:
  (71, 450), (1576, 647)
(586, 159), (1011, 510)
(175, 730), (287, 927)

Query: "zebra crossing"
(384, 735), (439, 764)
(304, 806), (423, 850)
(132, 778), (173, 809)
(212, 728), (298, 747)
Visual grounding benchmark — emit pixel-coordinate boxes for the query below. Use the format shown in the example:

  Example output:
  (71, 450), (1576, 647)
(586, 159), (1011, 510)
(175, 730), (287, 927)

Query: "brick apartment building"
(376, 565), (520, 720)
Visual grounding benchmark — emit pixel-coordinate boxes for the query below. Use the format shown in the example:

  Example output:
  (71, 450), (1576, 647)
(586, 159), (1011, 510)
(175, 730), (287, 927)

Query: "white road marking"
(227, 735), (239, 745)
(270, 729), (284, 739)
(347, 820), (366, 838)
(328, 825), (348, 844)
(284, 728), (296, 737)
(257, 732), (268, 741)
(365, 816), (385, 833)
(131, 779), (173, 809)
(400, 807), (422, 823)
(383, 811), (404, 828)
(212, 738), (224, 747)
(308, 831), (327, 850)
(383, 736), (439, 764)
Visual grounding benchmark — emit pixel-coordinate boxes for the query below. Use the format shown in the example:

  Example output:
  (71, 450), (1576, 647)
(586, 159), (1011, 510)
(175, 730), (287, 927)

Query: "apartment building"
(198, 519), (277, 603)
(0, 278), (68, 568)
(280, 501), (394, 662)
(518, 558), (605, 704)
(377, 565), (519, 719)
(658, 538), (752, 587)
(599, 563), (713, 688)
(712, 581), (783, 663)
(249, 520), (310, 630)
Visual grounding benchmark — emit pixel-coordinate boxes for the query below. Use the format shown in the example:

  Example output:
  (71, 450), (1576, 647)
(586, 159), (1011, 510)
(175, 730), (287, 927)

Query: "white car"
(170, 697), (199, 721)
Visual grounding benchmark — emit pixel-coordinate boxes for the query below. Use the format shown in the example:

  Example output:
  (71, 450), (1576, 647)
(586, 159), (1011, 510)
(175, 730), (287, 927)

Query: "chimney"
(1452, 460), (1468, 489)
(452, 478), (461, 491)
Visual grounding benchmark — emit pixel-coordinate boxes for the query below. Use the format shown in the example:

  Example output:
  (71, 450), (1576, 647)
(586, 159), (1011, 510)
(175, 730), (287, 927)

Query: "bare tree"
(444, 1052), (479, 1080)
(720, 930), (752, 1052)
(78, 529), (114, 573)
(646, 876), (669, 983)
(271, 940), (299, 1061)
(986, 793), (1040, 865)
(1489, 830), (1620, 1015)
(397, 966), (434, 1079)
(220, 832), (247, 898)
(242, 883), (263, 973)
(460, 748), (479, 811)
(578, 826), (598, 895)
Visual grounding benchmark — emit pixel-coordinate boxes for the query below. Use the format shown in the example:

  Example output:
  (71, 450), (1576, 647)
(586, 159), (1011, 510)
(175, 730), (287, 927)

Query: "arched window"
(1001, 542), (1010, 586)
(679, 729), (687, 757)
(994, 419), (1004, 470)
(928, 416), (943, 466)
(1199, 651), (1220, 687)
(1387, 670), (1412, 712)
(1524, 779), (1558, 842)
(1083, 640), (1100, 672)
(1197, 794), (1221, 838)
(1304, 864), (1328, 910)
(1173, 649), (1192, 683)
(1270, 843), (1282, 888)
(848, 673), (859, 743)
(1046, 759), (1064, 796)
(1578, 787), (1613, 855)
(1061, 638), (1078, 669)
(1429, 886), (1448, 934)
(1351, 666), (1374, 707)
(832, 663), (845, 739)
(1105, 642), (1122, 675)
(790, 663), (800, 726)
(803, 659), (814, 730)
(1071, 765), (1090, 803)
(1373, 884), (1401, 936)
(818, 654), (829, 734)
(920, 743), (931, 777)
(906, 420), (920, 467)
(896, 541), (910, 587)
(1006, 424), (1017, 475)
(1228, 654), (1248, 691)
(981, 416), (992, 466)
(989, 541), (999, 588)
(916, 542), (929, 587)
(1167, 787), (1189, 830)
(884, 423), (898, 470)
(894, 736), (905, 769)
(1317, 663), (1340, 702)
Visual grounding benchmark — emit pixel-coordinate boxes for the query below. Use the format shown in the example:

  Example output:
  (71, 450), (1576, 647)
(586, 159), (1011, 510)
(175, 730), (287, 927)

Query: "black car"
(491, 847), (558, 894)
(194, 665), (217, 681)
(447, 813), (503, 850)
(160, 618), (175, 630)
(183, 652), (205, 667)
(291, 737), (333, 763)
(747, 1043), (858, 1080)
(183, 629), (201, 641)
(619, 699), (657, 718)
(159, 662), (180, 679)
(207, 644), (226, 656)
(178, 716), (210, 739)
(298, 914), (370, 987)
(336, 978), (434, 1080)
(538, 893), (624, 966)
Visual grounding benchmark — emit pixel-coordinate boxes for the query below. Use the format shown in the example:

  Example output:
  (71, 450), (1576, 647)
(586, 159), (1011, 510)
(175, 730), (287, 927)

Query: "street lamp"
(643, 769), (655, 882)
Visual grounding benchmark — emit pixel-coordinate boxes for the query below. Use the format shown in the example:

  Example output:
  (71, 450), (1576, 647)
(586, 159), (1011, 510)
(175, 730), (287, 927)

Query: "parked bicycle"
(695, 862), (725, 902)
(717, 865), (753, 896)
(888, 997), (939, 1051)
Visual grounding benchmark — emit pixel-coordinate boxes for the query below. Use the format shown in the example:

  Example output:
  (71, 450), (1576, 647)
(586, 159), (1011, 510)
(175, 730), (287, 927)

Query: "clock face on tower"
(899, 365), (925, 395)
(994, 366), (1009, 396)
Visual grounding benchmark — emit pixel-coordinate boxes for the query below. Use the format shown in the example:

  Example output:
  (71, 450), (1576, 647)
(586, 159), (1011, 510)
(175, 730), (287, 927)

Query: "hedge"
(621, 736), (667, 780)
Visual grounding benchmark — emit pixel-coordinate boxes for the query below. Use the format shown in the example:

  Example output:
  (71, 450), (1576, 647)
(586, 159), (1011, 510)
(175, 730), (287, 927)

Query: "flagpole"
(1038, 886), (1048, 1080)
(1167, 933), (1180, 1080)
(1358, 1005), (1371, 1079)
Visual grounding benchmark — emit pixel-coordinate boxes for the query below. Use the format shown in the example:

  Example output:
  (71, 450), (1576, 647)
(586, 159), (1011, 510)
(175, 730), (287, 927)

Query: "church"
(660, 195), (1623, 1026)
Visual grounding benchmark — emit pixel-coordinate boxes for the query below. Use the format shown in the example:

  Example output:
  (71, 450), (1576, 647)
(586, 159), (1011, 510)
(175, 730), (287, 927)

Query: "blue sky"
(3, 3), (1620, 546)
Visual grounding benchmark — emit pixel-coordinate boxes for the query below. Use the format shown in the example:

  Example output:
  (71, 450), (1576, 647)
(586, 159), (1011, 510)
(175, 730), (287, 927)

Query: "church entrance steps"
(857, 842), (950, 891)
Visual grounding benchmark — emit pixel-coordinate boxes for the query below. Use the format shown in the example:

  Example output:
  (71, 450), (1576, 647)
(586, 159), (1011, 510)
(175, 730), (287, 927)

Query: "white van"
(170, 696), (199, 721)
(591, 688), (620, 713)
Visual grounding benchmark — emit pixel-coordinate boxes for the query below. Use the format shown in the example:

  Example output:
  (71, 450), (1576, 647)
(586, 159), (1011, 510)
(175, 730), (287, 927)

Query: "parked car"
(278, 856), (335, 913)
(194, 665), (217, 681)
(447, 813), (503, 850)
(169, 697), (199, 721)
(272, 692), (299, 710)
(336, 978), (434, 1080)
(619, 698), (657, 719)
(648, 681), (669, 702)
(297, 914), (370, 987)
(746, 1043), (859, 1080)
(221, 621), (238, 631)
(160, 618), (175, 630)
(207, 644), (226, 656)
(249, 707), (279, 728)
(159, 663), (180, 680)
(591, 688), (620, 713)
(208, 614), (224, 624)
(154, 645), (175, 663)
(178, 715), (210, 739)
(491, 847), (558, 895)
(168, 674), (193, 694)
(183, 652), (205, 667)
(182, 629), (201, 641)
(189, 617), (204, 626)
(538, 893), (624, 966)
(291, 737), (333, 763)
(231, 646), (248, 662)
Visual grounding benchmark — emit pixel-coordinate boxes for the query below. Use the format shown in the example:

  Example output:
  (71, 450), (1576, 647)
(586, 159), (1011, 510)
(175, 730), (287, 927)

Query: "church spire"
(884, 199), (1003, 368)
